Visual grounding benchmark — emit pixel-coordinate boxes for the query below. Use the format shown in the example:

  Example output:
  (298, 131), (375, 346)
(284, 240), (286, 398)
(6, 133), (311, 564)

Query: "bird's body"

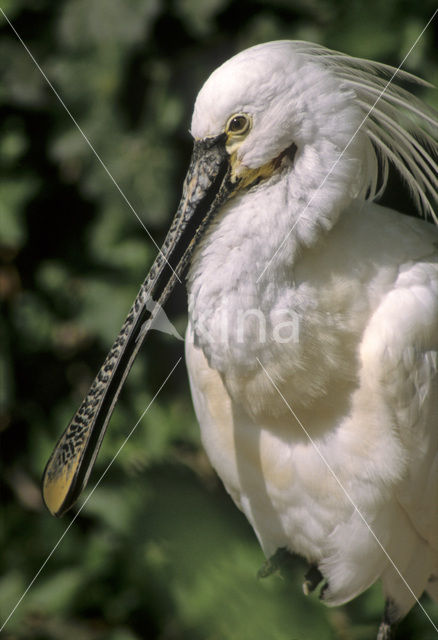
(43, 40), (438, 637)
(185, 42), (438, 627)
(186, 198), (438, 617)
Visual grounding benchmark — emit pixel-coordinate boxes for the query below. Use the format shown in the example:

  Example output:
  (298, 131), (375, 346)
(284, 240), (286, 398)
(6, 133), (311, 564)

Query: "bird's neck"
(186, 168), (354, 376)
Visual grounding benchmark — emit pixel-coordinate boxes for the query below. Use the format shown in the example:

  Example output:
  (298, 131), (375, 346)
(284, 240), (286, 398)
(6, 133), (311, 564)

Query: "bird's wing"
(316, 213), (438, 606)
(356, 253), (438, 616)
(363, 258), (438, 547)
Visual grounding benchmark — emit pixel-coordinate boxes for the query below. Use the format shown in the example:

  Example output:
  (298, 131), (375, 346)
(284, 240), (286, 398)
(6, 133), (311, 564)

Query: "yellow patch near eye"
(230, 155), (277, 188)
(230, 143), (297, 190)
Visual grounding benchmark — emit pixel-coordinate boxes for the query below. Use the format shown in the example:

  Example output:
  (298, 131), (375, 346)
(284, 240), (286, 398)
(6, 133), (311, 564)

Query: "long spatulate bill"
(42, 134), (237, 516)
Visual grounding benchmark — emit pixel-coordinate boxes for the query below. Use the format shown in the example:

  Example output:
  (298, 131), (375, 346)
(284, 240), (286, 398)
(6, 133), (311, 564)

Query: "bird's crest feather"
(289, 41), (438, 223)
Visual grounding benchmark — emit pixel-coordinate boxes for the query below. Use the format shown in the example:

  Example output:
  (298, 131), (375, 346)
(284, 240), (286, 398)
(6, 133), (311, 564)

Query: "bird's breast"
(187, 237), (365, 420)
(185, 323), (353, 560)
(186, 198), (425, 418)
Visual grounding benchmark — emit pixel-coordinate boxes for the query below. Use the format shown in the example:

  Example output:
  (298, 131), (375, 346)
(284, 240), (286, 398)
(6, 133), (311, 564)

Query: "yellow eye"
(227, 114), (250, 135)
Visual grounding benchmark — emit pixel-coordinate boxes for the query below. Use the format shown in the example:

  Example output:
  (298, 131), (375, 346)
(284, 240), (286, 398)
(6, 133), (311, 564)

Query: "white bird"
(42, 41), (438, 639)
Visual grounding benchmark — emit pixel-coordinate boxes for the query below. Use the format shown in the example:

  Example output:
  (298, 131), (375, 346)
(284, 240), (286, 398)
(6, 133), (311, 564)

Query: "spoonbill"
(42, 41), (438, 639)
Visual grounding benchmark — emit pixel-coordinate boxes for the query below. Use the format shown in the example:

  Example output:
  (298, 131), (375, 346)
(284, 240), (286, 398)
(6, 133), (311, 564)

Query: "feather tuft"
(291, 42), (438, 222)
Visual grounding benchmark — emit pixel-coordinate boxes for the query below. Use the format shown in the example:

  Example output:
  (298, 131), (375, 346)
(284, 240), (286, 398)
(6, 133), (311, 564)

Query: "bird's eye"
(227, 114), (250, 135)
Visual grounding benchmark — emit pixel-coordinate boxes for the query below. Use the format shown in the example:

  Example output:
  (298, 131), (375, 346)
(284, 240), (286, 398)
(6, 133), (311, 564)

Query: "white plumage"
(184, 41), (438, 635)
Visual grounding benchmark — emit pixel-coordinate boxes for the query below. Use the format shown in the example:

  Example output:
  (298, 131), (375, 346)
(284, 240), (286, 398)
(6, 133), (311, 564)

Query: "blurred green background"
(1, 1), (437, 638)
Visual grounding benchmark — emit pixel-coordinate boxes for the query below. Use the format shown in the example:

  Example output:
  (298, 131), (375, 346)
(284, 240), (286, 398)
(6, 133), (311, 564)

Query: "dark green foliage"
(1, 1), (437, 638)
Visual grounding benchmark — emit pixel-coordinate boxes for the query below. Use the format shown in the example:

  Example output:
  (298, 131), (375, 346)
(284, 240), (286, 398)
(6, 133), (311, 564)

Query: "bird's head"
(190, 41), (363, 197)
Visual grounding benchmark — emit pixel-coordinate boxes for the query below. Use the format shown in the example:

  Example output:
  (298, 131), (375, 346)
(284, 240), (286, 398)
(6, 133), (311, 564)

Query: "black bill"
(42, 133), (236, 517)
